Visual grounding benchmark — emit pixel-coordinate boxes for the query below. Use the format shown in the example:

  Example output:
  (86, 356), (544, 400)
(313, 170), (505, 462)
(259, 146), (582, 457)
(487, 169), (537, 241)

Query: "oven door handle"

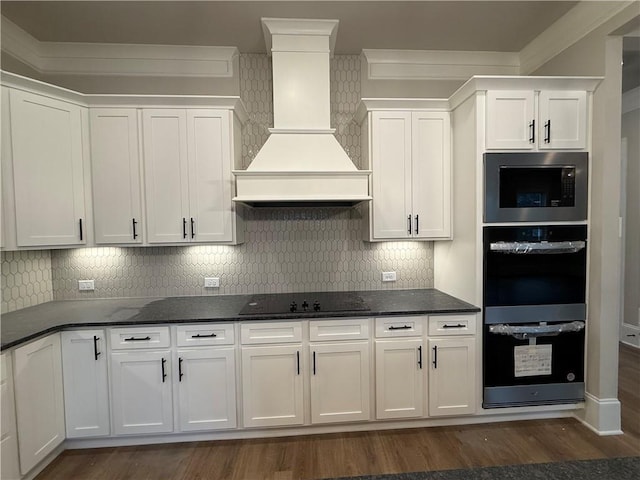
(489, 241), (585, 254)
(489, 321), (585, 339)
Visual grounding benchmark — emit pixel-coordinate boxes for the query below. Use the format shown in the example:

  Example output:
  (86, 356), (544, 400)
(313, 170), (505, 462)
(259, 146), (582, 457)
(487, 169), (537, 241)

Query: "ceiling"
(1, 1), (580, 54)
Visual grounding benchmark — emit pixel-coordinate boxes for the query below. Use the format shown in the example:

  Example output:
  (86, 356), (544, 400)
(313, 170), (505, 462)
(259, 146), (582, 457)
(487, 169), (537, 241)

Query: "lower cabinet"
(13, 333), (65, 475)
(110, 350), (174, 435)
(428, 337), (476, 416)
(61, 330), (110, 438)
(309, 341), (371, 424)
(175, 347), (237, 431)
(1, 352), (20, 480)
(241, 344), (304, 428)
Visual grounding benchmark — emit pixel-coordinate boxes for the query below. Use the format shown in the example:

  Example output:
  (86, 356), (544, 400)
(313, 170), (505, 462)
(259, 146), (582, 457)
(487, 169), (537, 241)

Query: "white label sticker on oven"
(514, 344), (552, 377)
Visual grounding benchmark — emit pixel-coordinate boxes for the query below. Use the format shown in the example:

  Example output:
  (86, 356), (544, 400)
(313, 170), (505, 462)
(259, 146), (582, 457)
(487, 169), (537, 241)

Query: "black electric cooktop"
(239, 291), (369, 315)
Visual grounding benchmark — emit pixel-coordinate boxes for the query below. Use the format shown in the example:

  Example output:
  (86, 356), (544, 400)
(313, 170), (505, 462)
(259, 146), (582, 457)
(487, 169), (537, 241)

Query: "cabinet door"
(110, 351), (173, 435)
(309, 342), (370, 424)
(428, 337), (476, 416)
(375, 339), (424, 419)
(90, 109), (143, 244)
(371, 111), (412, 239)
(176, 348), (237, 432)
(187, 110), (233, 242)
(9, 89), (87, 246)
(61, 330), (110, 438)
(142, 109), (190, 243)
(411, 111), (451, 239)
(241, 345), (303, 427)
(13, 334), (65, 475)
(538, 90), (587, 150)
(486, 90), (535, 150)
(1, 353), (20, 480)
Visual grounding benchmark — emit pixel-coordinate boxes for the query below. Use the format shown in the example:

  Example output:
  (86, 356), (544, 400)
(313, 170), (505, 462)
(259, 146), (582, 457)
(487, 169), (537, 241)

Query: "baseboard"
(575, 392), (623, 435)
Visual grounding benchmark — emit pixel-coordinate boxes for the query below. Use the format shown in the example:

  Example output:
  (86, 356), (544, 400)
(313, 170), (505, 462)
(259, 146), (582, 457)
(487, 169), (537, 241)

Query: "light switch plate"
(78, 280), (95, 291)
(204, 277), (220, 288)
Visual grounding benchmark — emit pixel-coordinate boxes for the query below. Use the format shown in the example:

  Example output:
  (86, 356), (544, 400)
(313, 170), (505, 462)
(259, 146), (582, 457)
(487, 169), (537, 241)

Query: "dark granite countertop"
(0, 289), (479, 351)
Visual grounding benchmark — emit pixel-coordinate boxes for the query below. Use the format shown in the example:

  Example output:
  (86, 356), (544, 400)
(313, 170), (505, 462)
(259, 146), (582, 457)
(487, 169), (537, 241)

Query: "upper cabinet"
(142, 108), (243, 244)
(3, 88), (89, 248)
(358, 100), (452, 241)
(90, 108), (143, 244)
(485, 89), (587, 150)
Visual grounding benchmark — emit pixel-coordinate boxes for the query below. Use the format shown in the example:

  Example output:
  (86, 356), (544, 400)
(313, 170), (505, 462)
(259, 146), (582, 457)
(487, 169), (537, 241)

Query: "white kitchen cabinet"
(8, 89), (88, 247)
(110, 350), (173, 435)
(13, 333), (65, 475)
(309, 341), (371, 424)
(175, 347), (237, 432)
(486, 90), (587, 150)
(61, 330), (110, 438)
(375, 338), (424, 419)
(367, 110), (451, 240)
(428, 337), (476, 416)
(142, 108), (240, 244)
(1, 353), (20, 480)
(241, 344), (304, 428)
(90, 108), (143, 244)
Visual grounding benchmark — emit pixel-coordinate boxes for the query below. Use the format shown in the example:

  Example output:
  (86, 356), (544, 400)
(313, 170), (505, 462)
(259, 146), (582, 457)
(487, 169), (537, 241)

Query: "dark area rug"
(326, 456), (640, 480)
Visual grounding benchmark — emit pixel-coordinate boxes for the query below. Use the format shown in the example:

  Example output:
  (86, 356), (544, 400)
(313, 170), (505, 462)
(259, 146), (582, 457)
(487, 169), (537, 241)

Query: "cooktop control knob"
(313, 301), (321, 312)
(302, 300), (309, 311)
(289, 301), (297, 312)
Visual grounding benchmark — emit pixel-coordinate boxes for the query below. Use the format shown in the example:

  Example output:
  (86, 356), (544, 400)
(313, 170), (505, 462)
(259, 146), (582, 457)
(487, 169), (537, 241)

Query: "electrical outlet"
(78, 280), (95, 291)
(204, 277), (220, 288)
(382, 271), (397, 282)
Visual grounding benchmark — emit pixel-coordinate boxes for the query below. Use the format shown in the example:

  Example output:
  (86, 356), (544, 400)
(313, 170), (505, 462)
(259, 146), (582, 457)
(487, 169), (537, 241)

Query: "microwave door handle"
(489, 321), (585, 339)
(489, 241), (585, 254)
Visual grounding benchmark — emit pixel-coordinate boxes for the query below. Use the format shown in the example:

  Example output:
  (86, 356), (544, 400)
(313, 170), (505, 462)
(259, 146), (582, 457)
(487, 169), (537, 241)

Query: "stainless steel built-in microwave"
(484, 152), (588, 223)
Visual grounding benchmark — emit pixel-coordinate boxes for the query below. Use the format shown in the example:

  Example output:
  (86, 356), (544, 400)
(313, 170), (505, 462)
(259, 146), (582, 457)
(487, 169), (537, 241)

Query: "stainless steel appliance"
(484, 152), (588, 223)
(482, 225), (587, 408)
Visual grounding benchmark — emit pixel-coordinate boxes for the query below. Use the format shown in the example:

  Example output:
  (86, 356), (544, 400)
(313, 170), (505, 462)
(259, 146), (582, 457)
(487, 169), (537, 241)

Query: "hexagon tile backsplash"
(1, 54), (434, 312)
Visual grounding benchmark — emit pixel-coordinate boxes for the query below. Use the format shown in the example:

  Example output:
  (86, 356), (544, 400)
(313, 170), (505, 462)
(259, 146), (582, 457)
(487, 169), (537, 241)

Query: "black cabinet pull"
(415, 215), (419, 235)
(93, 335), (101, 361)
(190, 218), (195, 239)
(407, 215), (412, 235)
(191, 333), (217, 338)
(442, 323), (466, 329)
(313, 351), (316, 375)
(124, 336), (151, 342)
(178, 357), (184, 382)
(418, 345), (422, 369)
(161, 358), (167, 383)
(529, 119), (535, 143)
(79, 219), (83, 241)
(544, 120), (551, 143)
(296, 351), (300, 375)
(182, 218), (187, 239)
(432, 345), (438, 369)
(132, 218), (138, 239)
(389, 325), (411, 330)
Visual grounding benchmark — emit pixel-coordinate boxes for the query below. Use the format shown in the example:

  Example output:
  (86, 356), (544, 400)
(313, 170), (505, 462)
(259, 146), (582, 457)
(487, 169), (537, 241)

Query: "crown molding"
(362, 49), (519, 81)
(1, 16), (239, 78)
(519, 1), (637, 74)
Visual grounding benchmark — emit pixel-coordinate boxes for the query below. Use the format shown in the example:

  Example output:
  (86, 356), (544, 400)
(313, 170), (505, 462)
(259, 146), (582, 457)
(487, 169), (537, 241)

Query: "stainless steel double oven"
(482, 152), (588, 408)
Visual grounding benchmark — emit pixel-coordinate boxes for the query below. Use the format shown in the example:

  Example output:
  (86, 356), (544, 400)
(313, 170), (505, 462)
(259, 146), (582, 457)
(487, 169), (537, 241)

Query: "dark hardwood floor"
(36, 344), (640, 480)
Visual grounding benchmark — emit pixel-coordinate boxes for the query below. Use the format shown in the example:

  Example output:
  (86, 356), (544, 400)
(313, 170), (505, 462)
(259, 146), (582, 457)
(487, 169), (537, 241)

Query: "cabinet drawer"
(375, 316), (425, 337)
(428, 315), (476, 336)
(241, 321), (302, 345)
(309, 318), (370, 342)
(175, 324), (235, 347)
(110, 326), (170, 349)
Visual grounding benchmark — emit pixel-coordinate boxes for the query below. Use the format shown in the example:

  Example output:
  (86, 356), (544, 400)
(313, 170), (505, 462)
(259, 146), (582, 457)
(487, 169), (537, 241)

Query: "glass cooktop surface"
(239, 291), (369, 315)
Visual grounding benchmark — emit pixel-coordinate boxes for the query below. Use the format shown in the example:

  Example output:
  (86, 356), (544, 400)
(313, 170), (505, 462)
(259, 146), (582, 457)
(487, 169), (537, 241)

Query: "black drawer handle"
(418, 345), (422, 369)
(313, 351), (316, 375)
(178, 357), (184, 382)
(93, 335), (101, 361)
(161, 358), (167, 383)
(389, 325), (411, 330)
(442, 323), (466, 329)
(79, 219), (83, 241)
(296, 351), (300, 375)
(182, 218), (187, 239)
(191, 333), (217, 338)
(190, 217), (195, 239)
(124, 336), (151, 342)
(432, 345), (438, 369)
(132, 218), (138, 239)
(529, 119), (535, 143)
(544, 120), (551, 143)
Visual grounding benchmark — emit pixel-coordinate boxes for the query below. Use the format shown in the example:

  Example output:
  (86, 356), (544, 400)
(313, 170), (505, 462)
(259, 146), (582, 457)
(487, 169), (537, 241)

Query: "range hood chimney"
(233, 18), (371, 207)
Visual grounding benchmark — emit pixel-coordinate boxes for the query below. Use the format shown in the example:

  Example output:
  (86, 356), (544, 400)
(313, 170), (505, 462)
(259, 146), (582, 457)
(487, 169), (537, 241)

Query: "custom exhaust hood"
(232, 18), (371, 207)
